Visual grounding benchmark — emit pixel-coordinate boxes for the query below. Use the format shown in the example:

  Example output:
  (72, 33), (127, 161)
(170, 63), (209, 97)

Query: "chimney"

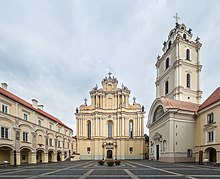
(38, 104), (44, 110)
(1, 83), (8, 90)
(32, 99), (38, 108)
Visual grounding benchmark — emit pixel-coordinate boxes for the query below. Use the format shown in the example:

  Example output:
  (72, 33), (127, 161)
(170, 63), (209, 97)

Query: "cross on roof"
(108, 72), (112, 78)
(173, 13), (180, 24)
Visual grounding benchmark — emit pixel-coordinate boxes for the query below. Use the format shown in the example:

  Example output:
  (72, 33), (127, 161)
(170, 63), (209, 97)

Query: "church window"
(1, 126), (9, 139)
(153, 105), (164, 122)
(165, 58), (169, 70)
(129, 147), (133, 154)
(163, 140), (167, 152)
(129, 120), (133, 138)
(108, 121), (113, 138)
(87, 121), (91, 139)
(165, 81), (169, 95)
(87, 147), (90, 154)
(186, 74), (191, 88)
(186, 49), (190, 60)
(168, 41), (172, 50)
(208, 131), (214, 142)
(207, 113), (214, 124)
(187, 149), (192, 157)
(183, 33), (187, 40)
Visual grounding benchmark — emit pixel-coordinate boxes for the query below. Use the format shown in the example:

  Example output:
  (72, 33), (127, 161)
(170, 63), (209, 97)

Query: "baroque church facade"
(75, 73), (145, 160)
(147, 19), (220, 163)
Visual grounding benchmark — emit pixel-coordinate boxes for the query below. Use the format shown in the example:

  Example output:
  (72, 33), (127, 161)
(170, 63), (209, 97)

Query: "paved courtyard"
(1, 160), (220, 179)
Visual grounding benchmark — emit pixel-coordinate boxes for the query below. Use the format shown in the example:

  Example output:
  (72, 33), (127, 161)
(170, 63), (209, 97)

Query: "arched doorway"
(20, 148), (32, 164)
(210, 148), (216, 162)
(36, 150), (44, 163)
(57, 151), (62, 161)
(48, 151), (54, 163)
(107, 150), (112, 159)
(0, 146), (13, 165)
(205, 147), (217, 163)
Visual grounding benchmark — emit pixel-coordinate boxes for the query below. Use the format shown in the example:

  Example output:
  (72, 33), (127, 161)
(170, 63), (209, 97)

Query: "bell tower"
(155, 15), (202, 104)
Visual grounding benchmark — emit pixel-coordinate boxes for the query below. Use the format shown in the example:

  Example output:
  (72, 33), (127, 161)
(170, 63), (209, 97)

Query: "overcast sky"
(1, 0), (220, 135)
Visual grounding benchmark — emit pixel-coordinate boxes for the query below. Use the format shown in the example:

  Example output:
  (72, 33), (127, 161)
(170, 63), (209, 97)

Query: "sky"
(1, 0), (220, 135)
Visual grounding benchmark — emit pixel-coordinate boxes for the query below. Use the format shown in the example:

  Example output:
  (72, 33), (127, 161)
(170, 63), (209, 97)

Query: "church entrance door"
(156, 145), (159, 160)
(107, 150), (112, 159)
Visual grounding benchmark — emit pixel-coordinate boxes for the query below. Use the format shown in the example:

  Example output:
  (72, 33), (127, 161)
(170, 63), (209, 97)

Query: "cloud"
(0, 0), (220, 135)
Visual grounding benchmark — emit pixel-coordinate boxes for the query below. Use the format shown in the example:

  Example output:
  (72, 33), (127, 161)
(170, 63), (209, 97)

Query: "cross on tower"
(108, 72), (112, 78)
(173, 13), (180, 24)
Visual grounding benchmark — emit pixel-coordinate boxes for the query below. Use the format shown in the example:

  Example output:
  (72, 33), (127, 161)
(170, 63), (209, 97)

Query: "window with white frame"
(49, 123), (53, 130)
(58, 128), (61, 133)
(23, 112), (29, 121)
(208, 131), (214, 142)
(58, 140), (61, 148)
(1, 126), (9, 139)
(207, 113), (214, 124)
(23, 132), (29, 142)
(2, 104), (9, 113)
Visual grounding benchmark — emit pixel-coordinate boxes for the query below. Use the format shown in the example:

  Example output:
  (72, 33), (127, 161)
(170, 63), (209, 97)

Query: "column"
(76, 118), (79, 136)
(42, 153), (48, 163)
(100, 118), (102, 137)
(122, 117), (124, 136)
(117, 116), (120, 136)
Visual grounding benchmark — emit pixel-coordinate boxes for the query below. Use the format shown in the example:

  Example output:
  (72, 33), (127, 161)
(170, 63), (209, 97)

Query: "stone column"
(29, 152), (36, 164)
(42, 153), (48, 163)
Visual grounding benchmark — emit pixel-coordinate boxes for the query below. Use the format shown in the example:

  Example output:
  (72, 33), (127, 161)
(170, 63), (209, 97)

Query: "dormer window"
(165, 58), (169, 70)
(186, 49), (190, 60)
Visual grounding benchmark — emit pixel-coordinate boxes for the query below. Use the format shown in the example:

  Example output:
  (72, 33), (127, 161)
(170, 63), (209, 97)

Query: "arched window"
(187, 74), (191, 88)
(186, 49), (190, 60)
(87, 121), (91, 139)
(153, 105), (164, 122)
(168, 41), (172, 50)
(165, 81), (169, 95)
(108, 121), (113, 138)
(129, 120), (133, 138)
(165, 58), (169, 70)
(163, 140), (167, 152)
(183, 34), (187, 40)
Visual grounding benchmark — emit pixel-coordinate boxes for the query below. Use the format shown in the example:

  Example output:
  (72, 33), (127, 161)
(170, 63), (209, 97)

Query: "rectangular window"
(129, 147), (133, 154)
(49, 123), (53, 130)
(187, 149), (192, 157)
(23, 132), (28, 142)
(207, 113), (214, 124)
(23, 113), (29, 121)
(87, 147), (90, 152)
(58, 141), (61, 148)
(38, 120), (42, 126)
(49, 139), (53, 146)
(1, 127), (9, 139)
(22, 155), (26, 160)
(58, 128), (61, 133)
(2, 104), (8, 113)
(208, 131), (214, 142)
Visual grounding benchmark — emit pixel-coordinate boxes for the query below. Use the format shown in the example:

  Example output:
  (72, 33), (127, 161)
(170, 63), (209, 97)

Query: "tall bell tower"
(155, 14), (202, 104)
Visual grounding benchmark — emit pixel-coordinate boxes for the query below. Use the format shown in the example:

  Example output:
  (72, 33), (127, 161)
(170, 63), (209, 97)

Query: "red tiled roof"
(0, 87), (72, 130)
(199, 87), (220, 111)
(161, 97), (199, 112)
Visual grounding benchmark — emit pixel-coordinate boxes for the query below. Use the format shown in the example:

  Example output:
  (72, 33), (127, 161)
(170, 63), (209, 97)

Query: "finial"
(173, 13), (180, 24)
(196, 36), (200, 42)
(108, 72), (112, 78)
(133, 97), (136, 104)
(84, 98), (88, 106)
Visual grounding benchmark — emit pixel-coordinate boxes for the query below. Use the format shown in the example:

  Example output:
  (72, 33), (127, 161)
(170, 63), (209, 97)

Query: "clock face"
(153, 105), (164, 122)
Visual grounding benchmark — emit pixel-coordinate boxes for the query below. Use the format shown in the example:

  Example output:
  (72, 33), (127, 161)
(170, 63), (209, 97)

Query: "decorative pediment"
(152, 132), (162, 142)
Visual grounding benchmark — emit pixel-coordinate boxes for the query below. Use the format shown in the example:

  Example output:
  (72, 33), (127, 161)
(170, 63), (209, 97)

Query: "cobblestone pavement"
(1, 160), (220, 179)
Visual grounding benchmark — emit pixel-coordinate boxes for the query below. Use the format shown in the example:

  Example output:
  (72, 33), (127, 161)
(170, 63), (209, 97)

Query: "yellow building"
(75, 73), (145, 160)
(196, 87), (220, 163)
(0, 83), (75, 165)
